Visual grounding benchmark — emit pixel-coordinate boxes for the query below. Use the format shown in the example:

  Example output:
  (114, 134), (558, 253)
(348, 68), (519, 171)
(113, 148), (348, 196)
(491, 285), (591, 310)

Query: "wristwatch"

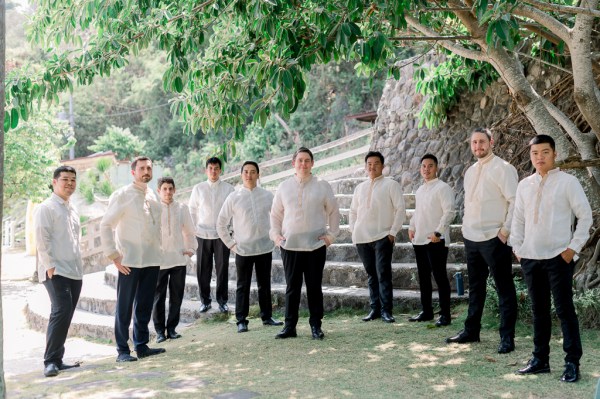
(434, 232), (442, 238)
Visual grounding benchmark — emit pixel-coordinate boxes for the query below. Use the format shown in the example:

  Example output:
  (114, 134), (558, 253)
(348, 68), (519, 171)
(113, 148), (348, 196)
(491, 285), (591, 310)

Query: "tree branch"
(513, 3), (571, 44)
(519, 22), (565, 46)
(404, 16), (487, 62)
(522, 0), (600, 18)
(389, 35), (473, 41)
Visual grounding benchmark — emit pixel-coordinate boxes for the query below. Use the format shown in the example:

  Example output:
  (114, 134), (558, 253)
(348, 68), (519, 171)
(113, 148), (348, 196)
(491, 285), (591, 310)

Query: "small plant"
(573, 288), (600, 329)
(98, 180), (114, 197)
(485, 276), (532, 323)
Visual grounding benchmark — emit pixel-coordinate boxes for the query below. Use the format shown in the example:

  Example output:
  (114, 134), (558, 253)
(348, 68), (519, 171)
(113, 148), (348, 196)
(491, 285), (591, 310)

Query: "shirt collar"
(424, 178), (439, 185)
(294, 174), (313, 184)
(369, 175), (385, 183)
(476, 152), (495, 166)
(132, 181), (148, 192)
(535, 167), (560, 180)
(50, 192), (70, 207)
(207, 179), (220, 187)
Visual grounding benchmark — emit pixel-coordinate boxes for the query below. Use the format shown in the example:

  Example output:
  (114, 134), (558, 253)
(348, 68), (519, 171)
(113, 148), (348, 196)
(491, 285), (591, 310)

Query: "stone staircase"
(25, 176), (485, 342)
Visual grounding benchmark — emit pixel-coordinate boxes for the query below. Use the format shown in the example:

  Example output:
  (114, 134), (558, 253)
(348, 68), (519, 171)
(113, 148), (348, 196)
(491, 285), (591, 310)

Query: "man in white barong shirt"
(100, 156), (166, 362)
(512, 135), (592, 383)
(270, 147), (340, 340)
(408, 153), (455, 327)
(152, 177), (197, 343)
(189, 157), (235, 313)
(349, 151), (405, 323)
(217, 161), (283, 333)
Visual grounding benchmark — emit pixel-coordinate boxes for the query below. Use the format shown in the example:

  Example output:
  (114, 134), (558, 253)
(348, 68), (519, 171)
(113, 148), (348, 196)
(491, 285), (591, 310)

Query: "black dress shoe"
(156, 332), (167, 343)
(116, 353), (138, 362)
(445, 330), (480, 344)
(44, 363), (59, 377)
(199, 303), (211, 313)
(497, 337), (515, 354)
(435, 315), (451, 327)
(218, 303), (229, 313)
(560, 362), (579, 382)
(381, 311), (396, 323)
(237, 323), (249, 333)
(408, 311), (434, 322)
(58, 362), (81, 370)
(275, 326), (297, 339)
(311, 326), (325, 340)
(167, 329), (181, 339)
(362, 310), (381, 322)
(136, 347), (166, 359)
(516, 358), (550, 375)
(263, 318), (284, 326)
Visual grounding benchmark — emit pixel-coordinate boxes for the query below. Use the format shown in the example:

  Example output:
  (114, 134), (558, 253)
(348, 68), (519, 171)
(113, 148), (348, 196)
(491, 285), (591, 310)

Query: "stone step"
(329, 177), (368, 195)
(335, 224), (464, 244)
(338, 208), (415, 225)
(186, 259), (522, 292)
(335, 193), (416, 209)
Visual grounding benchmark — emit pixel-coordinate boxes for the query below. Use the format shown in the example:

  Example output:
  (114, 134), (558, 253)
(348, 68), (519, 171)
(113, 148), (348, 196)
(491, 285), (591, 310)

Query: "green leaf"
(4, 111), (10, 132)
(20, 106), (29, 122)
(173, 76), (184, 93)
(10, 108), (19, 129)
(282, 70), (293, 89)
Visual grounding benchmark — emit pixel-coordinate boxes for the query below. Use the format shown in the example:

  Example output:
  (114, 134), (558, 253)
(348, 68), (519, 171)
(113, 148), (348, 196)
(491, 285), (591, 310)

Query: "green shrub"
(98, 180), (114, 197)
(573, 288), (600, 329)
(78, 181), (95, 204)
(485, 276), (532, 323)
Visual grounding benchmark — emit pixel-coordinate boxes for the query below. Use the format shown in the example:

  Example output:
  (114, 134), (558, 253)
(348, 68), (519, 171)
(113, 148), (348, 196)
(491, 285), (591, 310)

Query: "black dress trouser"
(413, 240), (451, 317)
(196, 237), (230, 306)
(43, 274), (82, 366)
(280, 246), (326, 328)
(356, 236), (394, 313)
(521, 256), (582, 365)
(152, 265), (187, 334)
(115, 266), (160, 354)
(463, 237), (517, 340)
(235, 252), (273, 324)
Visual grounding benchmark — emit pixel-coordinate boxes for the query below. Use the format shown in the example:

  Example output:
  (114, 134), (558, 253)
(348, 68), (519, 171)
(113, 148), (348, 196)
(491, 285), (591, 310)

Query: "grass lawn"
(7, 305), (600, 398)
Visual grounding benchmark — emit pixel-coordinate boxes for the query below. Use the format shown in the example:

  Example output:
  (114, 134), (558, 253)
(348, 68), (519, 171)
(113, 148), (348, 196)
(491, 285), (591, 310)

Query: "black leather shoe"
(44, 363), (59, 377)
(516, 358), (550, 375)
(156, 332), (167, 343)
(199, 303), (211, 313)
(311, 326), (325, 340)
(167, 329), (181, 339)
(408, 311), (434, 322)
(381, 311), (396, 323)
(218, 303), (229, 313)
(497, 337), (515, 354)
(237, 323), (248, 333)
(275, 326), (297, 339)
(116, 353), (138, 362)
(136, 347), (166, 359)
(560, 362), (579, 382)
(263, 318), (284, 326)
(58, 362), (81, 370)
(435, 315), (451, 327)
(362, 310), (381, 322)
(445, 330), (480, 344)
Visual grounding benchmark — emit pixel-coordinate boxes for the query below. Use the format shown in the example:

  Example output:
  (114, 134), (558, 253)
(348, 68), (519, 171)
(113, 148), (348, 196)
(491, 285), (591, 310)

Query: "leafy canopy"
(88, 125), (147, 160)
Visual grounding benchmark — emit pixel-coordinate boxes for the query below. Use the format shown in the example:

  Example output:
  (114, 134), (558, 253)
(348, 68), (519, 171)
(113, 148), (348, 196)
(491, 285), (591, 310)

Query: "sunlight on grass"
(366, 353), (382, 362)
(442, 357), (466, 365)
(432, 378), (456, 392)
(375, 341), (397, 351)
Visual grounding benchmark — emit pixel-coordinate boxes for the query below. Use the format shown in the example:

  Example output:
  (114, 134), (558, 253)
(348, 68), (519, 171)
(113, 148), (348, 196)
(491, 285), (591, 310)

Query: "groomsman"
(408, 154), (455, 327)
(349, 151), (405, 323)
(512, 135), (592, 383)
(446, 128), (518, 354)
(35, 166), (83, 377)
(189, 157), (235, 313)
(152, 177), (197, 343)
(101, 156), (166, 362)
(270, 147), (340, 339)
(217, 161), (283, 333)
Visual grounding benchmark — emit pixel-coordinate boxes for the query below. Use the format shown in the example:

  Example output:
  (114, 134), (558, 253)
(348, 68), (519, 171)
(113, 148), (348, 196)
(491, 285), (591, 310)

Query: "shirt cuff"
(107, 251), (121, 261)
(499, 227), (510, 238)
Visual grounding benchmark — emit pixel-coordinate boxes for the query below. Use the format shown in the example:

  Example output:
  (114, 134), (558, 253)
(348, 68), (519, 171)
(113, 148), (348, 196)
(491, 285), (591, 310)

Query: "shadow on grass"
(7, 305), (599, 399)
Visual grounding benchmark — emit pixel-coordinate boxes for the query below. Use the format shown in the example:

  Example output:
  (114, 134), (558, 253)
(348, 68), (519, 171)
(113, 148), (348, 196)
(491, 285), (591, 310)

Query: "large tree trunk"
(0, 0), (7, 396)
